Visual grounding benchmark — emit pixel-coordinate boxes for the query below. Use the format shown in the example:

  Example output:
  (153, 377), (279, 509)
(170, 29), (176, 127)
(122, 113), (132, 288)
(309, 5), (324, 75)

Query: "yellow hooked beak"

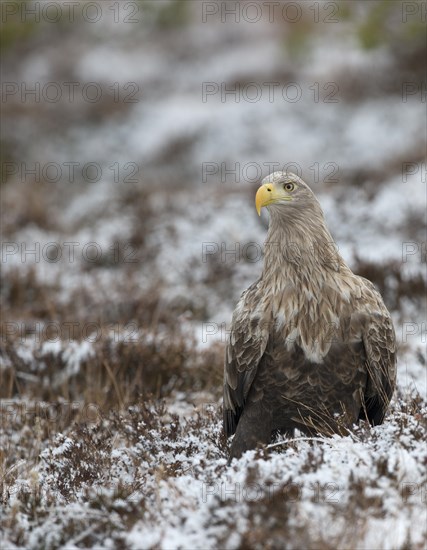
(255, 184), (273, 216)
(255, 183), (291, 216)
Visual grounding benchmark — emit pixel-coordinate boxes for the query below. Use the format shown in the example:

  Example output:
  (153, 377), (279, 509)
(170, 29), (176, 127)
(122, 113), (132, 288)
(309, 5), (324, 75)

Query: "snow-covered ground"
(1, 1), (426, 548)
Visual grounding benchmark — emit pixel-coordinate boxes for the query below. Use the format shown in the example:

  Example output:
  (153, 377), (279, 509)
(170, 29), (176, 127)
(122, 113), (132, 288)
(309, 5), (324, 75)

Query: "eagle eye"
(284, 183), (295, 192)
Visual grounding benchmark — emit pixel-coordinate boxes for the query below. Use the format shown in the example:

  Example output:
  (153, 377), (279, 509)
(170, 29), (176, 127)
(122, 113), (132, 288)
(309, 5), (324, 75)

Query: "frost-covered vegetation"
(1, 1), (426, 549)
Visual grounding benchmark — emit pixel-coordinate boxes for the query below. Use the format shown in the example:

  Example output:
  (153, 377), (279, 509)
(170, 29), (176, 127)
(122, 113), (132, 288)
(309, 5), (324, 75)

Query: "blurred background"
(1, 1), (426, 547)
(1, 0), (426, 407)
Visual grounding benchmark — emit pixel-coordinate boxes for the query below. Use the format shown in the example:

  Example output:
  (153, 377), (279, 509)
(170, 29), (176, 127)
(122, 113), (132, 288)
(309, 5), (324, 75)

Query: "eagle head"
(255, 171), (318, 216)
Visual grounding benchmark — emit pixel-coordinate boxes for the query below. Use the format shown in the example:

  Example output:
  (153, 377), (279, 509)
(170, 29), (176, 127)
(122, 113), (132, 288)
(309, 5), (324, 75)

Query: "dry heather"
(1, 392), (426, 549)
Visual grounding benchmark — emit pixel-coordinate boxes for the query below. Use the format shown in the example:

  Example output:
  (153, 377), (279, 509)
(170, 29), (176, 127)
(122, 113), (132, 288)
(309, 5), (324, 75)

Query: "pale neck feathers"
(259, 202), (361, 362)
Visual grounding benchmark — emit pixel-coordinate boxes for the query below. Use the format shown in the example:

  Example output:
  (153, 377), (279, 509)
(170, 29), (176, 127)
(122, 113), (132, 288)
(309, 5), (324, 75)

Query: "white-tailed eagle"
(223, 172), (396, 460)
